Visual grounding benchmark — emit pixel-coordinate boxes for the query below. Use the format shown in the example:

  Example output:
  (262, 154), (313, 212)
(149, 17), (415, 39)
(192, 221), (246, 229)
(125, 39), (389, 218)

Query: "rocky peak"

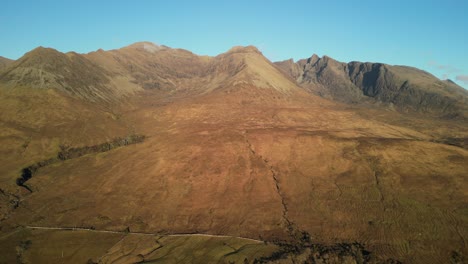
(275, 54), (468, 117)
(307, 54), (320, 65)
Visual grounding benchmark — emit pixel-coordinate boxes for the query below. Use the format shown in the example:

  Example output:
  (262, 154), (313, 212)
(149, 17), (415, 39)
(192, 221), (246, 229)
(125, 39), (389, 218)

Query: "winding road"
(23, 225), (264, 243)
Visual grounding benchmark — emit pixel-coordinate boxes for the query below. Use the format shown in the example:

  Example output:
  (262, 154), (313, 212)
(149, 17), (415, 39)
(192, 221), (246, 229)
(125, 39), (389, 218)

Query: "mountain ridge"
(275, 54), (468, 118)
(2, 42), (465, 118)
(0, 41), (467, 263)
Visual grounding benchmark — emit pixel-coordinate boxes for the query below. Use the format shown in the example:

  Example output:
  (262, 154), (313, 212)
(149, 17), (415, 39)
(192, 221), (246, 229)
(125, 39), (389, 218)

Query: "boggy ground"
(0, 83), (466, 263)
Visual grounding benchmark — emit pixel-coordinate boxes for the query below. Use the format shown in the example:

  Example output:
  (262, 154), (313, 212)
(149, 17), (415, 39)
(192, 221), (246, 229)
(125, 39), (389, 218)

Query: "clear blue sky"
(1, 0), (467, 88)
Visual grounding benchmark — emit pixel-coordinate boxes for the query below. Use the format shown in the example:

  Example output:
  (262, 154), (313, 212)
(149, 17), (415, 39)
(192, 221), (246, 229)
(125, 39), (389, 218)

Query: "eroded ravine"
(15, 134), (145, 191)
(243, 131), (296, 238)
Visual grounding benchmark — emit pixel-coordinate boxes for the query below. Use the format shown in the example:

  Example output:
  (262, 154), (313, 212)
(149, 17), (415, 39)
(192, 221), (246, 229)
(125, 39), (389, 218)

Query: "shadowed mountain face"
(275, 55), (468, 118)
(0, 43), (467, 264)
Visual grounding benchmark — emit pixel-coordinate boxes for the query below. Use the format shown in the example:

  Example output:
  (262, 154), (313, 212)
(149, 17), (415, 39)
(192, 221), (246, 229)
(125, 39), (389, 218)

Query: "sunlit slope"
(0, 43), (466, 263)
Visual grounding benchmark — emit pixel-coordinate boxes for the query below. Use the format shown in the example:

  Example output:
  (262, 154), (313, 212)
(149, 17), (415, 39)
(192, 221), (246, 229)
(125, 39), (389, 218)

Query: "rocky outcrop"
(347, 62), (467, 115)
(276, 55), (363, 102)
(275, 55), (468, 117)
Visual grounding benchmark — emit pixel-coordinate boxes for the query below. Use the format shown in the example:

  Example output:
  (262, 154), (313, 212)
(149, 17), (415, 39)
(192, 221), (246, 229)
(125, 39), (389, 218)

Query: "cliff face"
(275, 55), (468, 118)
(347, 62), (467, 115)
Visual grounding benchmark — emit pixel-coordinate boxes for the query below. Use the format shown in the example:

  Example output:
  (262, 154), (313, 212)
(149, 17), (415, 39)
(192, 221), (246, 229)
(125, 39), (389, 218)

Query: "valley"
(0, 43), (466, 263)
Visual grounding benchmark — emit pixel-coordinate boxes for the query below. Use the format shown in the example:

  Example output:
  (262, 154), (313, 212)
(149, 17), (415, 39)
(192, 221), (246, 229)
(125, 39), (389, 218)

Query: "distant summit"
(1, 41), (467, 117)
(124, 41), (168, 53)
(275, 54), (468, 117)
(226, 45), (262, 54)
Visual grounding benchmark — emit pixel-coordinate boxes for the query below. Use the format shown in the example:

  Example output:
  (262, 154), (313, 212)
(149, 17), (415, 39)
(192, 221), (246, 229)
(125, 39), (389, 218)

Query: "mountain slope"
(0, 56), (13, 69)
(0, 43), (311, 105)
(0, 47), (141, 102)
(86, 42), (210, 93)
(208, 46), (299, 93)
(275, 55), (468, 117)
(0, 43), (467, 264)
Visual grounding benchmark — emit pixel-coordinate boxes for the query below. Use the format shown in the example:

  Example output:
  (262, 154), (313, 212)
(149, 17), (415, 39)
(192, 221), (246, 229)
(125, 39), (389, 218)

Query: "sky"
(1, 0), (467, 88)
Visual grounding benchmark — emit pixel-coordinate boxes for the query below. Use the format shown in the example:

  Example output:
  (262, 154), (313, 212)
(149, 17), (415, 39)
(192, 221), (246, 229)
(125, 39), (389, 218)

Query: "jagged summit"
(307, 54), (320, 64)
(275, 53), (468, 117)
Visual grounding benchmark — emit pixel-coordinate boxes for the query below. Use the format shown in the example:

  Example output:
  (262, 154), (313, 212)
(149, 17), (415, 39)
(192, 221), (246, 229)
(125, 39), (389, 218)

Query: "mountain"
(0, 43), (301, 103)
(86, 42), (209, 93)
(0, 47), (143, 102)
(275, 55), (468, 118)
(0, 42), (467, 264)
(0, 56), (13, 69)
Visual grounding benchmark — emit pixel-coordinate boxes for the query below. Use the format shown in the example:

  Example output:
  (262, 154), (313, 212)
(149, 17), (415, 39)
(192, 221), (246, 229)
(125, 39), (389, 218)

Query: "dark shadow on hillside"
(15, 134), (145, 190)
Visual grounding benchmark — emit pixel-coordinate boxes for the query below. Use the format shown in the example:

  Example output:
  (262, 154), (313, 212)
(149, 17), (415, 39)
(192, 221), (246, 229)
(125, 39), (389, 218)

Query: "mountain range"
(0, 42), (466, 263)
